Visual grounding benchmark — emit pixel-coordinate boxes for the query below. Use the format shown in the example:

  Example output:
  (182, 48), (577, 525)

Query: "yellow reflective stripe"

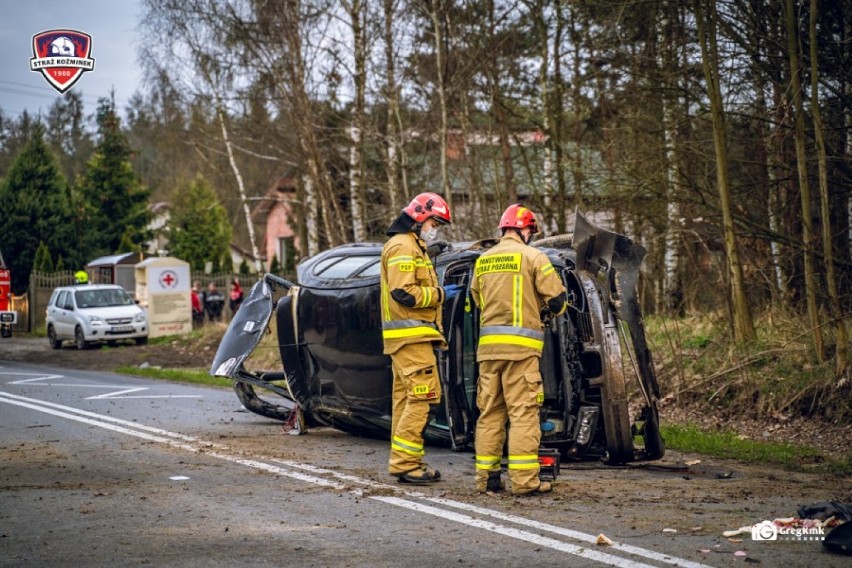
(479, 334), (544, 350)
(475, 455), (502, 471)
(508, 454), (540, 470)
(542, 263), (555, 275)
(382, 282), (391, 321)
(512, 274), (522, 327)
(421, 286), (432, 307)
(388, 255), (414, 265)
(383, 326), (443, 340)
(392, 435), (424, 456)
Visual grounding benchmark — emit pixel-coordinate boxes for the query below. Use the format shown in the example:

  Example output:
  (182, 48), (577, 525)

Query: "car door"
(438, 258), (479, 450)
(50, 290), (74, 339)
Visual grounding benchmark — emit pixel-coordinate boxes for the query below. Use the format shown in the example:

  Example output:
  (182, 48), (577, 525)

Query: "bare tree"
(424, 0), (452, 209)
(342, 0), (368, 242)
(785, 0), (825, 361)
(382, 0), (406, 219)
(140, 0), (263, 271)
(809, 0), (847, 375)
(695, 0), (755, 343)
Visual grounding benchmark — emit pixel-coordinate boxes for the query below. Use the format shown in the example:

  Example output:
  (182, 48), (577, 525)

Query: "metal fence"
(27, 271), (77, 332)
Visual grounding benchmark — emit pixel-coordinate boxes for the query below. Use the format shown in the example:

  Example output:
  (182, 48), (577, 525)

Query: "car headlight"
(88, 315), (104, 324)
(133, 312), (147, 323)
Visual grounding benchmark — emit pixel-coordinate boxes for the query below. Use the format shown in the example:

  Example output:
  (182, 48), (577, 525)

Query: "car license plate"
(111, 326), (133, 333)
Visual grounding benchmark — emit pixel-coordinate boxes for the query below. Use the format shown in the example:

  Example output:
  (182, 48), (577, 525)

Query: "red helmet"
(403, 192), (452, 225)
(499, 204), (538, 234)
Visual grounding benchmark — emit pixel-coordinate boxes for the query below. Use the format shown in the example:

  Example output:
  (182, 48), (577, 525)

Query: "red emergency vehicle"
(0, 251), (17, 337)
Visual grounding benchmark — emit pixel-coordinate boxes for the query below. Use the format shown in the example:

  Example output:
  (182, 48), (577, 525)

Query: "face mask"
(420, 225), (439, 242)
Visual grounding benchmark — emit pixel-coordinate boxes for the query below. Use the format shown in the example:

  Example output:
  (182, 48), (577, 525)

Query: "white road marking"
(271, 459), (713, 568)
(5, 373), (65, 384)
(1, 371), (201, 399)
(0, 391), (715, 568)
(86, 387), (201, 400)
(374, 496), (659, 568)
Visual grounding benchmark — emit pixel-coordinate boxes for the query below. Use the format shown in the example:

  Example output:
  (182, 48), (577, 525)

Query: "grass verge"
(659, 423), (851, 475)
(114, 365), (232, 388)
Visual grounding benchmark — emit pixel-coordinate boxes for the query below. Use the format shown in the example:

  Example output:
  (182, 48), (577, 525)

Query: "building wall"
(265, 202), (297, 268)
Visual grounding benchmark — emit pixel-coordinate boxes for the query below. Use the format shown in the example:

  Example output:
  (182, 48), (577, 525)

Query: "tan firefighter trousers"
(475, 357), (543, 493)
(388, 341), (442, 475)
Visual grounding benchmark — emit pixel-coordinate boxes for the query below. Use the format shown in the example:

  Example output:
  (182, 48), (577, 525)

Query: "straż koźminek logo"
(29, 30), (95, 94)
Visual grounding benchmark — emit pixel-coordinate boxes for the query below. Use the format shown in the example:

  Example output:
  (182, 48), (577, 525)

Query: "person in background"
(470, 204), (568, 496)
(204, 281), (225, 323)
(229, 278), (244, 314)
(74, 270), (88, 285)
(380, 192), (456, 484)
(191, 281), (204, 326)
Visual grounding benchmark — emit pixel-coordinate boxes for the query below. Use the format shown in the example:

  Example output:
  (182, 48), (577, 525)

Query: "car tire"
(74, 326), (89, 350)
(135, 337), (148, 346)
(48, 326), (62, 349)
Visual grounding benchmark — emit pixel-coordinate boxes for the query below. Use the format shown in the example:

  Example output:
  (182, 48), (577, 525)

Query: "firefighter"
(74, 270), (88, 284)
(380, 192), (456, 484)
(470, 204), (568, 495)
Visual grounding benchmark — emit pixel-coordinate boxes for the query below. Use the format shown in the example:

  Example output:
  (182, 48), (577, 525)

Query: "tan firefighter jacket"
(470, 231), (567, 361)
(380, 232), (447, 355)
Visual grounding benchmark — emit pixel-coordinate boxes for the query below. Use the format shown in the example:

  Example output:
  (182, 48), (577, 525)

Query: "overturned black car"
(211, 212), (665, 464)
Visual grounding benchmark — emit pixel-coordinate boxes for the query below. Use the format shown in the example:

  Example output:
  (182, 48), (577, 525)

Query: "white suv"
(46, 284), (149, 349)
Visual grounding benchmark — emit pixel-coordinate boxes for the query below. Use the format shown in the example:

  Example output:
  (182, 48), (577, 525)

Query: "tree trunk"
(303, 174), (319, 256)
(552, 1), (567, 232)
(486, 0), (516, 204)
(427, 0), (452, 209)
(383, 0), (402, 220)
(786, 0), (825, 361)
(661, 0), (683, 314)
(213, 100), (263, 273)
(344, 0), (368, 242)
(570, 8), (584, 210)
(809, 0), (847, 375)
(696, 0), (755, 343)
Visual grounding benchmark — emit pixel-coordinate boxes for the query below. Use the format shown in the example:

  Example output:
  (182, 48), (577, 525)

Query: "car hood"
(79, 305), (145, 319)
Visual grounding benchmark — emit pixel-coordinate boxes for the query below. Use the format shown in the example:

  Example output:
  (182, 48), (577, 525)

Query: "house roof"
(230, 242), (266, 262)
(87, 251), (147, 267)
(252, 178), (297, 220)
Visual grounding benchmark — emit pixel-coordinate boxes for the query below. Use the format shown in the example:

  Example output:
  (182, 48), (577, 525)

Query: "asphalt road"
(1, 361), (847, 567)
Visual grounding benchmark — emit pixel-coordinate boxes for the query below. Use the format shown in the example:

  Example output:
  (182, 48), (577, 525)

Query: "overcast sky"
(0, 1), (144, 122)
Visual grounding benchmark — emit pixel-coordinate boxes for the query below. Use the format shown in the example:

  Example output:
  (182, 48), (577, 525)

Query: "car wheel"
(74, 326), (89, 350)
(48, 326), (62, 349)
(135, 337), (148, 346)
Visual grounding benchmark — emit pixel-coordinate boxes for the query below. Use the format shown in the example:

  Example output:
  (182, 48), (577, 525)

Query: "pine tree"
(269, 256), (281, 275)
(33, 241), (55, 273)
(0, 125), (77, 291)
(76, 96), (151, 257)
(117, 228), (141, 253)
(166, 174), (232, 271)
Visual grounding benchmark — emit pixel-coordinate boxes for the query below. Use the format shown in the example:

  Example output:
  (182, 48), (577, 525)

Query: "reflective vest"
(380, 232), (447, 355)
(470, 232), (567, 361)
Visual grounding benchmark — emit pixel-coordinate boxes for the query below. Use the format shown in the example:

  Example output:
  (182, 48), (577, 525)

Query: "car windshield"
(75, 288), (135, 308)
(315, 256), (379, 279)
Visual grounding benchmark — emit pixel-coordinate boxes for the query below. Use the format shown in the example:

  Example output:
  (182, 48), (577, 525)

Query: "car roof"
(55, 284), (128, 292)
